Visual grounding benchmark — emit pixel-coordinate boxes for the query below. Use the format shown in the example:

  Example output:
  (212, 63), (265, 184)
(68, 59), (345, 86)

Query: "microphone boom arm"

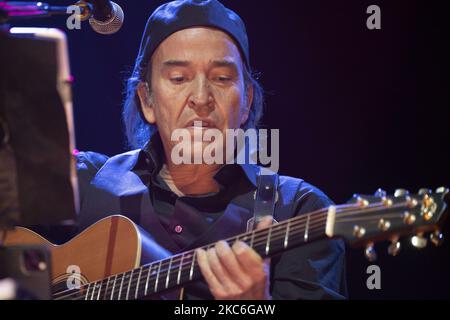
(0, 1), (93, 23)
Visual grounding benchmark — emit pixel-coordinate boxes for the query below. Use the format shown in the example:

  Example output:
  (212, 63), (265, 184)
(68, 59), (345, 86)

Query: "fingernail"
(233, 241), (247, 254)
(257, 216), (273, 229)
(216, 241), (228, 252)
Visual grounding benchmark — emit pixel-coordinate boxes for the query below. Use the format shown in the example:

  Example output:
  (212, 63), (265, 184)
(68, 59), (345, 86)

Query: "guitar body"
(3, 215), (179, 299)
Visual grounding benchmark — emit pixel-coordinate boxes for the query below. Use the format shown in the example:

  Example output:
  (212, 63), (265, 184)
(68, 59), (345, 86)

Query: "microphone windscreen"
(88, 1), (124, 35)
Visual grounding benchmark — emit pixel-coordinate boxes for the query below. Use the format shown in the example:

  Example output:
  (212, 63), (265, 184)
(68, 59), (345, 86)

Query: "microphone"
(0, 1), (124, 35)
(82, 0), (124, 35)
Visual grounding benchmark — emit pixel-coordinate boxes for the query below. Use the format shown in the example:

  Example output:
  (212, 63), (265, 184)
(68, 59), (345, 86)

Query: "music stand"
(0, 27), (78, 299)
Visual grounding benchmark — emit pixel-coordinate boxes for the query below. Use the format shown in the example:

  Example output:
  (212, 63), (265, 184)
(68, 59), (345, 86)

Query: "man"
(77, 0), (347, 300)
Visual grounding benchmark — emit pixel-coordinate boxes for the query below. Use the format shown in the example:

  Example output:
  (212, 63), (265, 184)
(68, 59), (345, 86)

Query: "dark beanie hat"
(135, 0), (250, 79)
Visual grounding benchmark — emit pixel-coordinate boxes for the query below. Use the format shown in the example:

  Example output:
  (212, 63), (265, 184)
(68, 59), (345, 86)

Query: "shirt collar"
(132, 132), (258, 188)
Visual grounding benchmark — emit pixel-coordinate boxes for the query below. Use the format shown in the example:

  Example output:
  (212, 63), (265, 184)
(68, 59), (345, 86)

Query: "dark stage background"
(9, 0), (450, 299)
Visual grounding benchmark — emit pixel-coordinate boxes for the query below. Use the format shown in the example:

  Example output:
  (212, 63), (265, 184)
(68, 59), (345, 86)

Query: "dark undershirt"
(149, 163), (254, 249)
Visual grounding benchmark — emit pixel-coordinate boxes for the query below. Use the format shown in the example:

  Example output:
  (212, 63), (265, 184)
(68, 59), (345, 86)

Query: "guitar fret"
(135, 266), (143, 300)
(144, 264), (152, 296)
(304, 214), (310, 242)
(125, 269), (134, 300)
(96, 281), (102, 300)
(117, 274), (126, 300)
(250, 231), (255, 248)
(154, 261), (163, 293)
(189, 251), (196, 281)
(177, 254), (186, 285)
(84, 283), (91, 300)
(110, 275), (118, 300)
(145, 264), (157, 295)
(284, 220), (291, 249)
(103, 277), (111, 300)
(165, 257), (173, 289)
(90, 281), (97, 300)
(265, 226), (272, 255)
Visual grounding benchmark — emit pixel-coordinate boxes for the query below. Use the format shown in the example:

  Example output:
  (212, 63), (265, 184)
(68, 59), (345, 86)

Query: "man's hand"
(196, 216), (273, 300)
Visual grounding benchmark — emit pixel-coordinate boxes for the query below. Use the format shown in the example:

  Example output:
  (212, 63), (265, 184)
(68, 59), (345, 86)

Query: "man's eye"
(170, 76), (185, 83)
(216, 76), (231, 82)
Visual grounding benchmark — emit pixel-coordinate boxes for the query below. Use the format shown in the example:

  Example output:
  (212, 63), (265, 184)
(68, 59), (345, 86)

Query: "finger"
(206, 246), (240, 294)
(255, 216), (274, 230)
(232, 241), (266, 277)
(195, 248), (226, 297)
(254, 216), (273, 272)
(215, 241), (252, 290)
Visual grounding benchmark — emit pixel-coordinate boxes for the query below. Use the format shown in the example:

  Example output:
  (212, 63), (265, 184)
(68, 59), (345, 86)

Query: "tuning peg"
(403, 211), (417, 225)
(418, 188), (432, 195)
(411, 233), (428, 249)
(374, 188), (387, 198)
(353, 225), (366, 239)
(430, 230), (444, 247)
(422, 194), (436, 221)
(394, 189), (409, 197)
(365, 243), (377, 262)
(388, 240), (401, 256)
(378, 219), (391, 231)
(436, 187), (448, 194)
(356, 197), (369, 207)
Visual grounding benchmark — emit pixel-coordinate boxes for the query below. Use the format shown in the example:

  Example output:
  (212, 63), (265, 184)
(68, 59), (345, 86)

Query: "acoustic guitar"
(3, 188), (448, 300)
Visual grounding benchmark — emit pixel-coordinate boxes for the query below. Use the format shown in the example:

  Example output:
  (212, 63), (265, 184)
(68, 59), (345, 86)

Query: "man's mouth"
(185, 119), (217, 129)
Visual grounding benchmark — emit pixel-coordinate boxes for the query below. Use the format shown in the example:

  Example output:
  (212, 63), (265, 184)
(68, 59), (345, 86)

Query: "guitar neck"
(66, 205), (335, 300)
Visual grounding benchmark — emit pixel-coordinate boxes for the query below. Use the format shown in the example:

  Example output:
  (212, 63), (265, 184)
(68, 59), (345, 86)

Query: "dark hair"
(122, 54), (264, 150)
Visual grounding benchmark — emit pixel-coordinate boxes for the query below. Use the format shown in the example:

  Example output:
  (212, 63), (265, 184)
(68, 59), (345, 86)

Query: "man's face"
(138, 27), (252, 162)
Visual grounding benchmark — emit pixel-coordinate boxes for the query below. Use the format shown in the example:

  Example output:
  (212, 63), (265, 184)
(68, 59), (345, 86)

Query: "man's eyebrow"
(161, 59), (239, 70)
(162, 60), (191, 67)
(210, 59), (239, 71)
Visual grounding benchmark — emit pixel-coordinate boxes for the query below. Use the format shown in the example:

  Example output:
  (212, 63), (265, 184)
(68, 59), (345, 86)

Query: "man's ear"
(241, 84), (254, 125)
(137, 82), (156, 124)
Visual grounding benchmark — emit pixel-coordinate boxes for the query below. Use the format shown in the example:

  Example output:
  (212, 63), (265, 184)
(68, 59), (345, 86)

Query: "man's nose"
(188, 76), (214, 113)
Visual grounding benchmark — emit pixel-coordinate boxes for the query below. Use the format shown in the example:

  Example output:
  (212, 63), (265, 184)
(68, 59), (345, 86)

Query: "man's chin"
(169, 140), (226, 166)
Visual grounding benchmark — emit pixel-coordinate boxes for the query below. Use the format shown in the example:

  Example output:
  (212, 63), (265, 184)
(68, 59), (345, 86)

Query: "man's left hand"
(196, 216), (273, 300)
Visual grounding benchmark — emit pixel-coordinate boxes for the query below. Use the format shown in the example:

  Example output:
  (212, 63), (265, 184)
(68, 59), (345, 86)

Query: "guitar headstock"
(333, 187), (449, 261)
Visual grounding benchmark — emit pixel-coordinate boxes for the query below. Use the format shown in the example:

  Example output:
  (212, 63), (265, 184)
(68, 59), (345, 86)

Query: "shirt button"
(174, 225), (183, 234)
